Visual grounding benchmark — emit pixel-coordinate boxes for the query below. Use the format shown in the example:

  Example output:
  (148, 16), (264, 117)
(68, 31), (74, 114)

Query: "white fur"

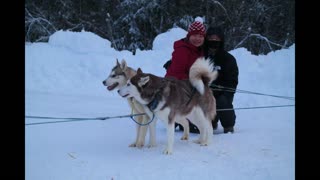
(103, 60), (155, 148)
(120, 59), (127, 70)
(118, 58), (217, 154)
(138, 76), (150, 87)
(118, 81), (150, 105)
(189, 57), (218, 95)
(185, 106), (213, 145)
(119, 83), (190, 154)
(149, 107), (175, 154)
(119, 76), (215, 154)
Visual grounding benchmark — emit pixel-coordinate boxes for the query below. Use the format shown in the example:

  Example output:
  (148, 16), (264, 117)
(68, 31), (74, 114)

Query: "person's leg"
(175, 123), (186, 132)
(189, 121), (200, 134)
(176, 121), (200, 134)
(175, 123), (181, 130)
(216, 93), (236, 133)
(212, 114), (219, 130)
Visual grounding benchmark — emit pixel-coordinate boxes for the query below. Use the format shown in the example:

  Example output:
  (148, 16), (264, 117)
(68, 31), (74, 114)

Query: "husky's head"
(118, 68), (151, 104)
(102, 59), (129, 91)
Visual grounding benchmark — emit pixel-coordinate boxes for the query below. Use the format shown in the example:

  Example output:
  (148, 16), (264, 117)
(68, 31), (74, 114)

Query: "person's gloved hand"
(163, 59), (172, 70)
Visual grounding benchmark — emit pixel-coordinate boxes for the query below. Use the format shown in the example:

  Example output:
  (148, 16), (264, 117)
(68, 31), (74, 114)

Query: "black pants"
(213, 93), (236, 128)
(176, 93), (236, 132)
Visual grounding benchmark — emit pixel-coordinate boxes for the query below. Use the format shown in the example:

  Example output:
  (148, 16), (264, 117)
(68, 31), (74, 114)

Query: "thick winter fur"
(118, 57), (218, 154)
(102, 59), (156, 148)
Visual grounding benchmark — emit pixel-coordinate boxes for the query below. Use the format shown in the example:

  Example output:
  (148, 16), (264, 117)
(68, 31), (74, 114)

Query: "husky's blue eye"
(111, 75), (116, 78)
(127, 83), (130, 86)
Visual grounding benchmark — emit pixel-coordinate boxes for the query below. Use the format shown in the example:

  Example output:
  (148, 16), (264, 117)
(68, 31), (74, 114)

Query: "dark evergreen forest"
(25, 0), (295, 55)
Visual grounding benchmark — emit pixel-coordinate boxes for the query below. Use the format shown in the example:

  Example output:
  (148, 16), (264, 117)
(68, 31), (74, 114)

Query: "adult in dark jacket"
(204, 26), (239, 133)
(165, 25), (239, 134)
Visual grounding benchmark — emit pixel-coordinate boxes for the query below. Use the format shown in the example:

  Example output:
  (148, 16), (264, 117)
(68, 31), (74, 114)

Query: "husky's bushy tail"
(189, 57), (218, 95)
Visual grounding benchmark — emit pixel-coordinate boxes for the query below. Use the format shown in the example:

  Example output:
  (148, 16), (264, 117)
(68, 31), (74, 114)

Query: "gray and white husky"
(118, 57), (218, 154)
(102, 59), (156, 148)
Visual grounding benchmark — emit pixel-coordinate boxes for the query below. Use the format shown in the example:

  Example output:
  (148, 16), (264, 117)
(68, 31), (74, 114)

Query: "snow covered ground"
(25, 28), (295, 180)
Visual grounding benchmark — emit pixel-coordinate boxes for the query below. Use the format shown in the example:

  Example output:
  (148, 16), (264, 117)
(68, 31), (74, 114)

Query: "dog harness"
(147, 91), (161, 111)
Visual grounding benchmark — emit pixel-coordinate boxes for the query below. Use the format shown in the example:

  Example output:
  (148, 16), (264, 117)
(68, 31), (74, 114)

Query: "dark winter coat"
(203, 26), (239, 97)
(206, 49), (239, 97)
(165, 38), (204, 80)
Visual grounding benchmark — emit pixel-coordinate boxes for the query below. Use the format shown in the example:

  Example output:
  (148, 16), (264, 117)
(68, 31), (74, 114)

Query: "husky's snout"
(117, 89), (129, 98)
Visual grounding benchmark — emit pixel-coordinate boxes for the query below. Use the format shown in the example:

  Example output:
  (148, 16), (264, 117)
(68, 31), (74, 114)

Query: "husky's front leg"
(163, 121), (175, 155)
(148, 117), (157, 147)
(143, 107), (157, 148)
(135, 115), (149, 148)
(176, 118), (189, 140)
(129, 115), (145, 148)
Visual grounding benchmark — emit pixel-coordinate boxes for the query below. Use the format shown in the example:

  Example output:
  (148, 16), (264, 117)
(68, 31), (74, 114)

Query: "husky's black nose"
(102, 80), (106, 85)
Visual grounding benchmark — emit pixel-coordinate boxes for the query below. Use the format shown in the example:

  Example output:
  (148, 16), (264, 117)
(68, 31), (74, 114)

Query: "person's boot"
(189, 123), (200, 134)
(223, 127), (234, 133)
(212, 122), (218, 130)
(175, 123), (183, 131)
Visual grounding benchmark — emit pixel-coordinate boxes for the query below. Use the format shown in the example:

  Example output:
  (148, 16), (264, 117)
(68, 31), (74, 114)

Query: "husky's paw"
(200, 142), (208, 146)
(147, 143), (157, 148)
(162, 148), (173, 155)
(136, 143), (144, 148)
(180, 135), (189, 140)
(129, 142), (144, 148)
(193, 139), (201, 144)
(193, 139), (208, 146)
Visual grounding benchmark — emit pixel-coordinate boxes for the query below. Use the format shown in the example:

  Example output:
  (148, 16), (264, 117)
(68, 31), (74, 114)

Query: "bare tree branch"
(208, 0), (233, 26)
(235, 33), (285, 52)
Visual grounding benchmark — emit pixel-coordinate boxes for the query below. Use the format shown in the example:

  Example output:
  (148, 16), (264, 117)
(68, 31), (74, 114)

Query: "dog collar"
(147, 91), (161, 111)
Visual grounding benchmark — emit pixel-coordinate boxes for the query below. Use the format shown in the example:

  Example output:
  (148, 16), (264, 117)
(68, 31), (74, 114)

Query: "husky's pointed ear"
(138, 76), (150, 87)
(116, 59), (120, 66)
(120, 59), (127, 70)
(137, 68), (143, 74)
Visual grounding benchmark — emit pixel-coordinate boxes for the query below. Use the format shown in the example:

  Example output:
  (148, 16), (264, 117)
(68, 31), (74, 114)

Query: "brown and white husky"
(102, 59), (156, 148)
(118, 57), (218, 154)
